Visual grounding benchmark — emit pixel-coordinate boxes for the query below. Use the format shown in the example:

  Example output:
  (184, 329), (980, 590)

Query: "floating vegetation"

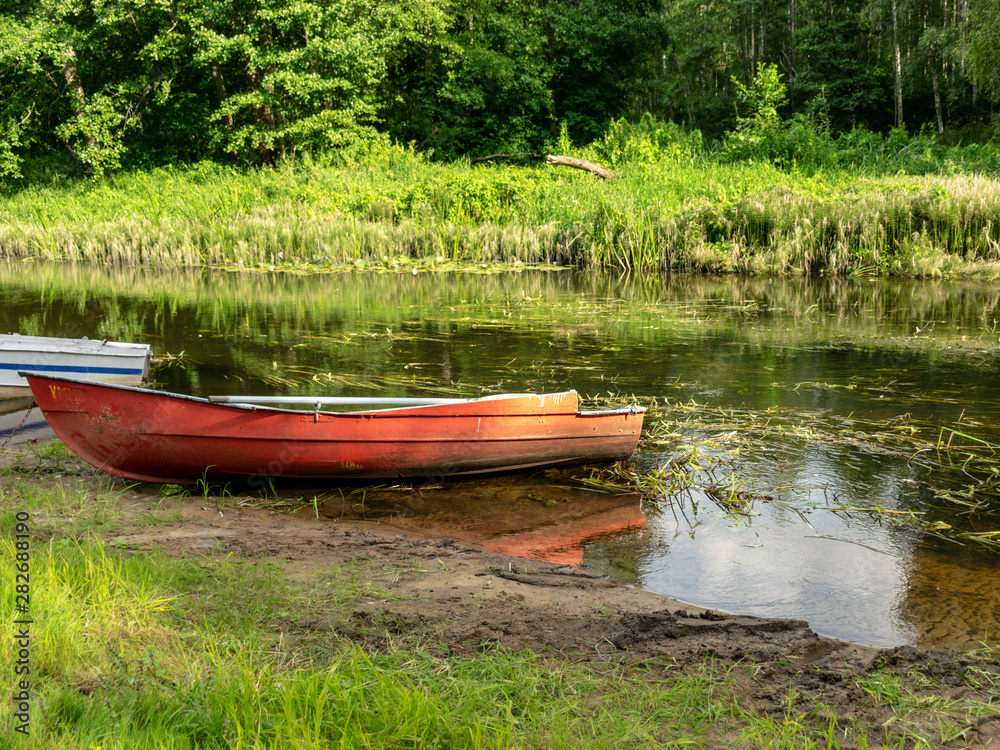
(549, 445), (768, 521)
(937, 427), (1000, 451)
(3, 260), (1000, 556)
(150, 350), (189, 370)
(216, 255), (566, 276)
(572, 393), (1000, 549)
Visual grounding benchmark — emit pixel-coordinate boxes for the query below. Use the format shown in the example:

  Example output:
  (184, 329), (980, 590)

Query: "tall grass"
(1, 129), (1000, 275)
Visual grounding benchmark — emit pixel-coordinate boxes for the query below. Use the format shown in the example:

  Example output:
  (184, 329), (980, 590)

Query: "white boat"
(0, 334), (152, 398)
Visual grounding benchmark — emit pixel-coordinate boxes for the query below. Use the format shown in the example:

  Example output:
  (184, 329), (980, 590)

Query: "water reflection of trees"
(5, 262), (1000, 338)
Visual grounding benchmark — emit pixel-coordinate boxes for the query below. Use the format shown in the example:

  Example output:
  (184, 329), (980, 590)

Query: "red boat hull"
(24, 374), (645, 483)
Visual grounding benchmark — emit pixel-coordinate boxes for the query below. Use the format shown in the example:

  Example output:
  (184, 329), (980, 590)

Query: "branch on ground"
(545, 154), (616, 179)
(471, 152), (616, 179)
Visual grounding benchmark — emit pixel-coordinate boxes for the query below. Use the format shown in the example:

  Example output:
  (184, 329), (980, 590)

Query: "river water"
(2, 262), (999, 650)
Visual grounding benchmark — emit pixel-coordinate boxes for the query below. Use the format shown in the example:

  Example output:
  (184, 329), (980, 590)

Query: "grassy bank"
(4, 530), (731, 749)
(3, 443), (1000, 748)
(2, 130), (1000, 276)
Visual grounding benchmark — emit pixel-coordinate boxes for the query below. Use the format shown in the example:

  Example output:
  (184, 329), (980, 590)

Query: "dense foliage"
(1, 0), (999, 180)
(2, 113), (1000, 277)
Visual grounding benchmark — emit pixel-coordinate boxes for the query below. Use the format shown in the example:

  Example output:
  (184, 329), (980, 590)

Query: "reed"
(3, 143), (1000, 275)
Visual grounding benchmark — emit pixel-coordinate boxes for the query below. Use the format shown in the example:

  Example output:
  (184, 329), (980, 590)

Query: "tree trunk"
(760, 7), (765, 61)
(932, 67), (944, 134)
(958, 0), (967, 75)
(892, 0), (904, 129)
(544, 11), (559, 137)
(247, 69), (276, 168)
(471, 153), (616, 179)
(252, 27), (278, 168)
(61, 45), (95, 150)
(787, 0), (796, 105)
(209, 62), (239, 163)
(545, 154), (616, 179)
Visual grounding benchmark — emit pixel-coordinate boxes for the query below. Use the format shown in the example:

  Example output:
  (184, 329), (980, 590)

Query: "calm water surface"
(2, 262), (999, 649)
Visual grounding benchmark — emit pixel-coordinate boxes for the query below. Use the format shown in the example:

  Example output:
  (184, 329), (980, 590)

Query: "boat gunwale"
(0, 335), (152, 358)
(20, 372), (645, 417)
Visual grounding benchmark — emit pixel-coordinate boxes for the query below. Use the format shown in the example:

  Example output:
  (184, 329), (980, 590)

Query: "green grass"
(0, 449), (125, 533)
(2, 141), (1000, 276)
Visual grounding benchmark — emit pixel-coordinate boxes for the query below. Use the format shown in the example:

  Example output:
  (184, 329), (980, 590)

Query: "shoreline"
(0, 436), (978, 659)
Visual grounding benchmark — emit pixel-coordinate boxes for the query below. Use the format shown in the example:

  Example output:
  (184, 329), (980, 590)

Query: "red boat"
(23, 373), (645, 483)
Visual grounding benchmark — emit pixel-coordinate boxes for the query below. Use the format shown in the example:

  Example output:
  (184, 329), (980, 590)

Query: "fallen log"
(545, 154), (617, 179)
(470, 152), (616, 179)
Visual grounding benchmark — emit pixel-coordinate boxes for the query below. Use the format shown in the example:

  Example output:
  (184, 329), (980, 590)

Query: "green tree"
(793, 0), (892, 131)
(0, 0), (450, 175)
(546, 0), (666, 144)
(966, 0), (1000, 104)
(724, 61), (787, 159)
(723, 61), (836, 167)
(0, 0), (163, 176)
(145, 0), (449, 166)
(385, 0), (665, 157)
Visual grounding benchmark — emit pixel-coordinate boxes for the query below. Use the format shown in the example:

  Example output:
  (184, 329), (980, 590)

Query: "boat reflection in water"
(481, 496), (646, 565)
(316, 474), (646, 566)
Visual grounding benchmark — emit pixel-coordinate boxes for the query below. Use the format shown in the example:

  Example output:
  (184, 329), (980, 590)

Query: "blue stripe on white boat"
(0, 363), (144, 375)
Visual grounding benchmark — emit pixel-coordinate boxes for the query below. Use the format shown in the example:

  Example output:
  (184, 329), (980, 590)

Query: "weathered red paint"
(25, 374), (645, 483)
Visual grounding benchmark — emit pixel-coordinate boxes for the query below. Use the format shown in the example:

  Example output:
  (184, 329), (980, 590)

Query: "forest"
(2, 0), (1000, 180)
